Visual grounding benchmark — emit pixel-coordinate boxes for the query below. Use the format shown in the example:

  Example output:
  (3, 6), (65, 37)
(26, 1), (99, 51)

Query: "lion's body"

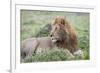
(21, 37), (56, 60)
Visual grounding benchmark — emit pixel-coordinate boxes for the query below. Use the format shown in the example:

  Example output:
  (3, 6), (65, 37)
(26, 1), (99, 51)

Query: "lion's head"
(50, 23), (68, 44)
(50, 16), (79, 53)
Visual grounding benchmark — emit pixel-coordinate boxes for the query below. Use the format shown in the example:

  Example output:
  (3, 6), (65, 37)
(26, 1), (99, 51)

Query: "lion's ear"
(61, 19), (66, 26)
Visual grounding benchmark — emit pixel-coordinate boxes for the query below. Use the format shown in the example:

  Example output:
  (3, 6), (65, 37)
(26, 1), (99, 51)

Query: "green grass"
(20, 10), (90, 62)
(24, 48), (75, 63)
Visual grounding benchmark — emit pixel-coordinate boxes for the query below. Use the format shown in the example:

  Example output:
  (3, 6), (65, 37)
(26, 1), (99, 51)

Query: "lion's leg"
(64, 49), (75, 58)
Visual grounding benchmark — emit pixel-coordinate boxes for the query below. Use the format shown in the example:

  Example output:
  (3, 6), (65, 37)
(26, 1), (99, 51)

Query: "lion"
(50, 16), (84, 58)
(21, 16), (84, 61)
(21, 22), (76, 61)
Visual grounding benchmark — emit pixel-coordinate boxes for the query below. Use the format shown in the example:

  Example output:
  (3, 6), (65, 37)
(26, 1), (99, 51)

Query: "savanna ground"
(20, 10), (89, 63)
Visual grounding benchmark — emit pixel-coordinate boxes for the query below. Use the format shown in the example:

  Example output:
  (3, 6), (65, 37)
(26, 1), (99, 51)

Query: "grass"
(24, 48), (76, 63)
(20, 10), (90, 62)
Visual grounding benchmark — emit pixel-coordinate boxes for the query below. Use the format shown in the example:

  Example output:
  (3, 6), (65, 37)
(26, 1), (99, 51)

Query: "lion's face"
(50, 24), (67, 43)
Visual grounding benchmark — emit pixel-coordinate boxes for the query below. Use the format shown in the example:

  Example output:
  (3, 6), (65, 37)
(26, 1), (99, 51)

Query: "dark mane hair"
(50, 16), (79, 53)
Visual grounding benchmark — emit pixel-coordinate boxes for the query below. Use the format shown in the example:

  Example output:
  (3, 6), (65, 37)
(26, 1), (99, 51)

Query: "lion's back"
(37, 37), (54, 49)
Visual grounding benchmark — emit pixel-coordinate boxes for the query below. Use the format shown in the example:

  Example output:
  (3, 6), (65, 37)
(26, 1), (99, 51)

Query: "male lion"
(50, 16), (84, 58)
(21, 25), (73, 59)
(21, 16), (84, 62)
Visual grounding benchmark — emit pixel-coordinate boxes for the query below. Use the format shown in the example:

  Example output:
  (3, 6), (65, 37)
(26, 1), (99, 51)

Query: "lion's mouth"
(51, 36), (61, 43)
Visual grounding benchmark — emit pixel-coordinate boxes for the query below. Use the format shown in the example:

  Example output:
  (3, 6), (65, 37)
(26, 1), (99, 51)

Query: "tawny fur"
(21, 37), (56, 60)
